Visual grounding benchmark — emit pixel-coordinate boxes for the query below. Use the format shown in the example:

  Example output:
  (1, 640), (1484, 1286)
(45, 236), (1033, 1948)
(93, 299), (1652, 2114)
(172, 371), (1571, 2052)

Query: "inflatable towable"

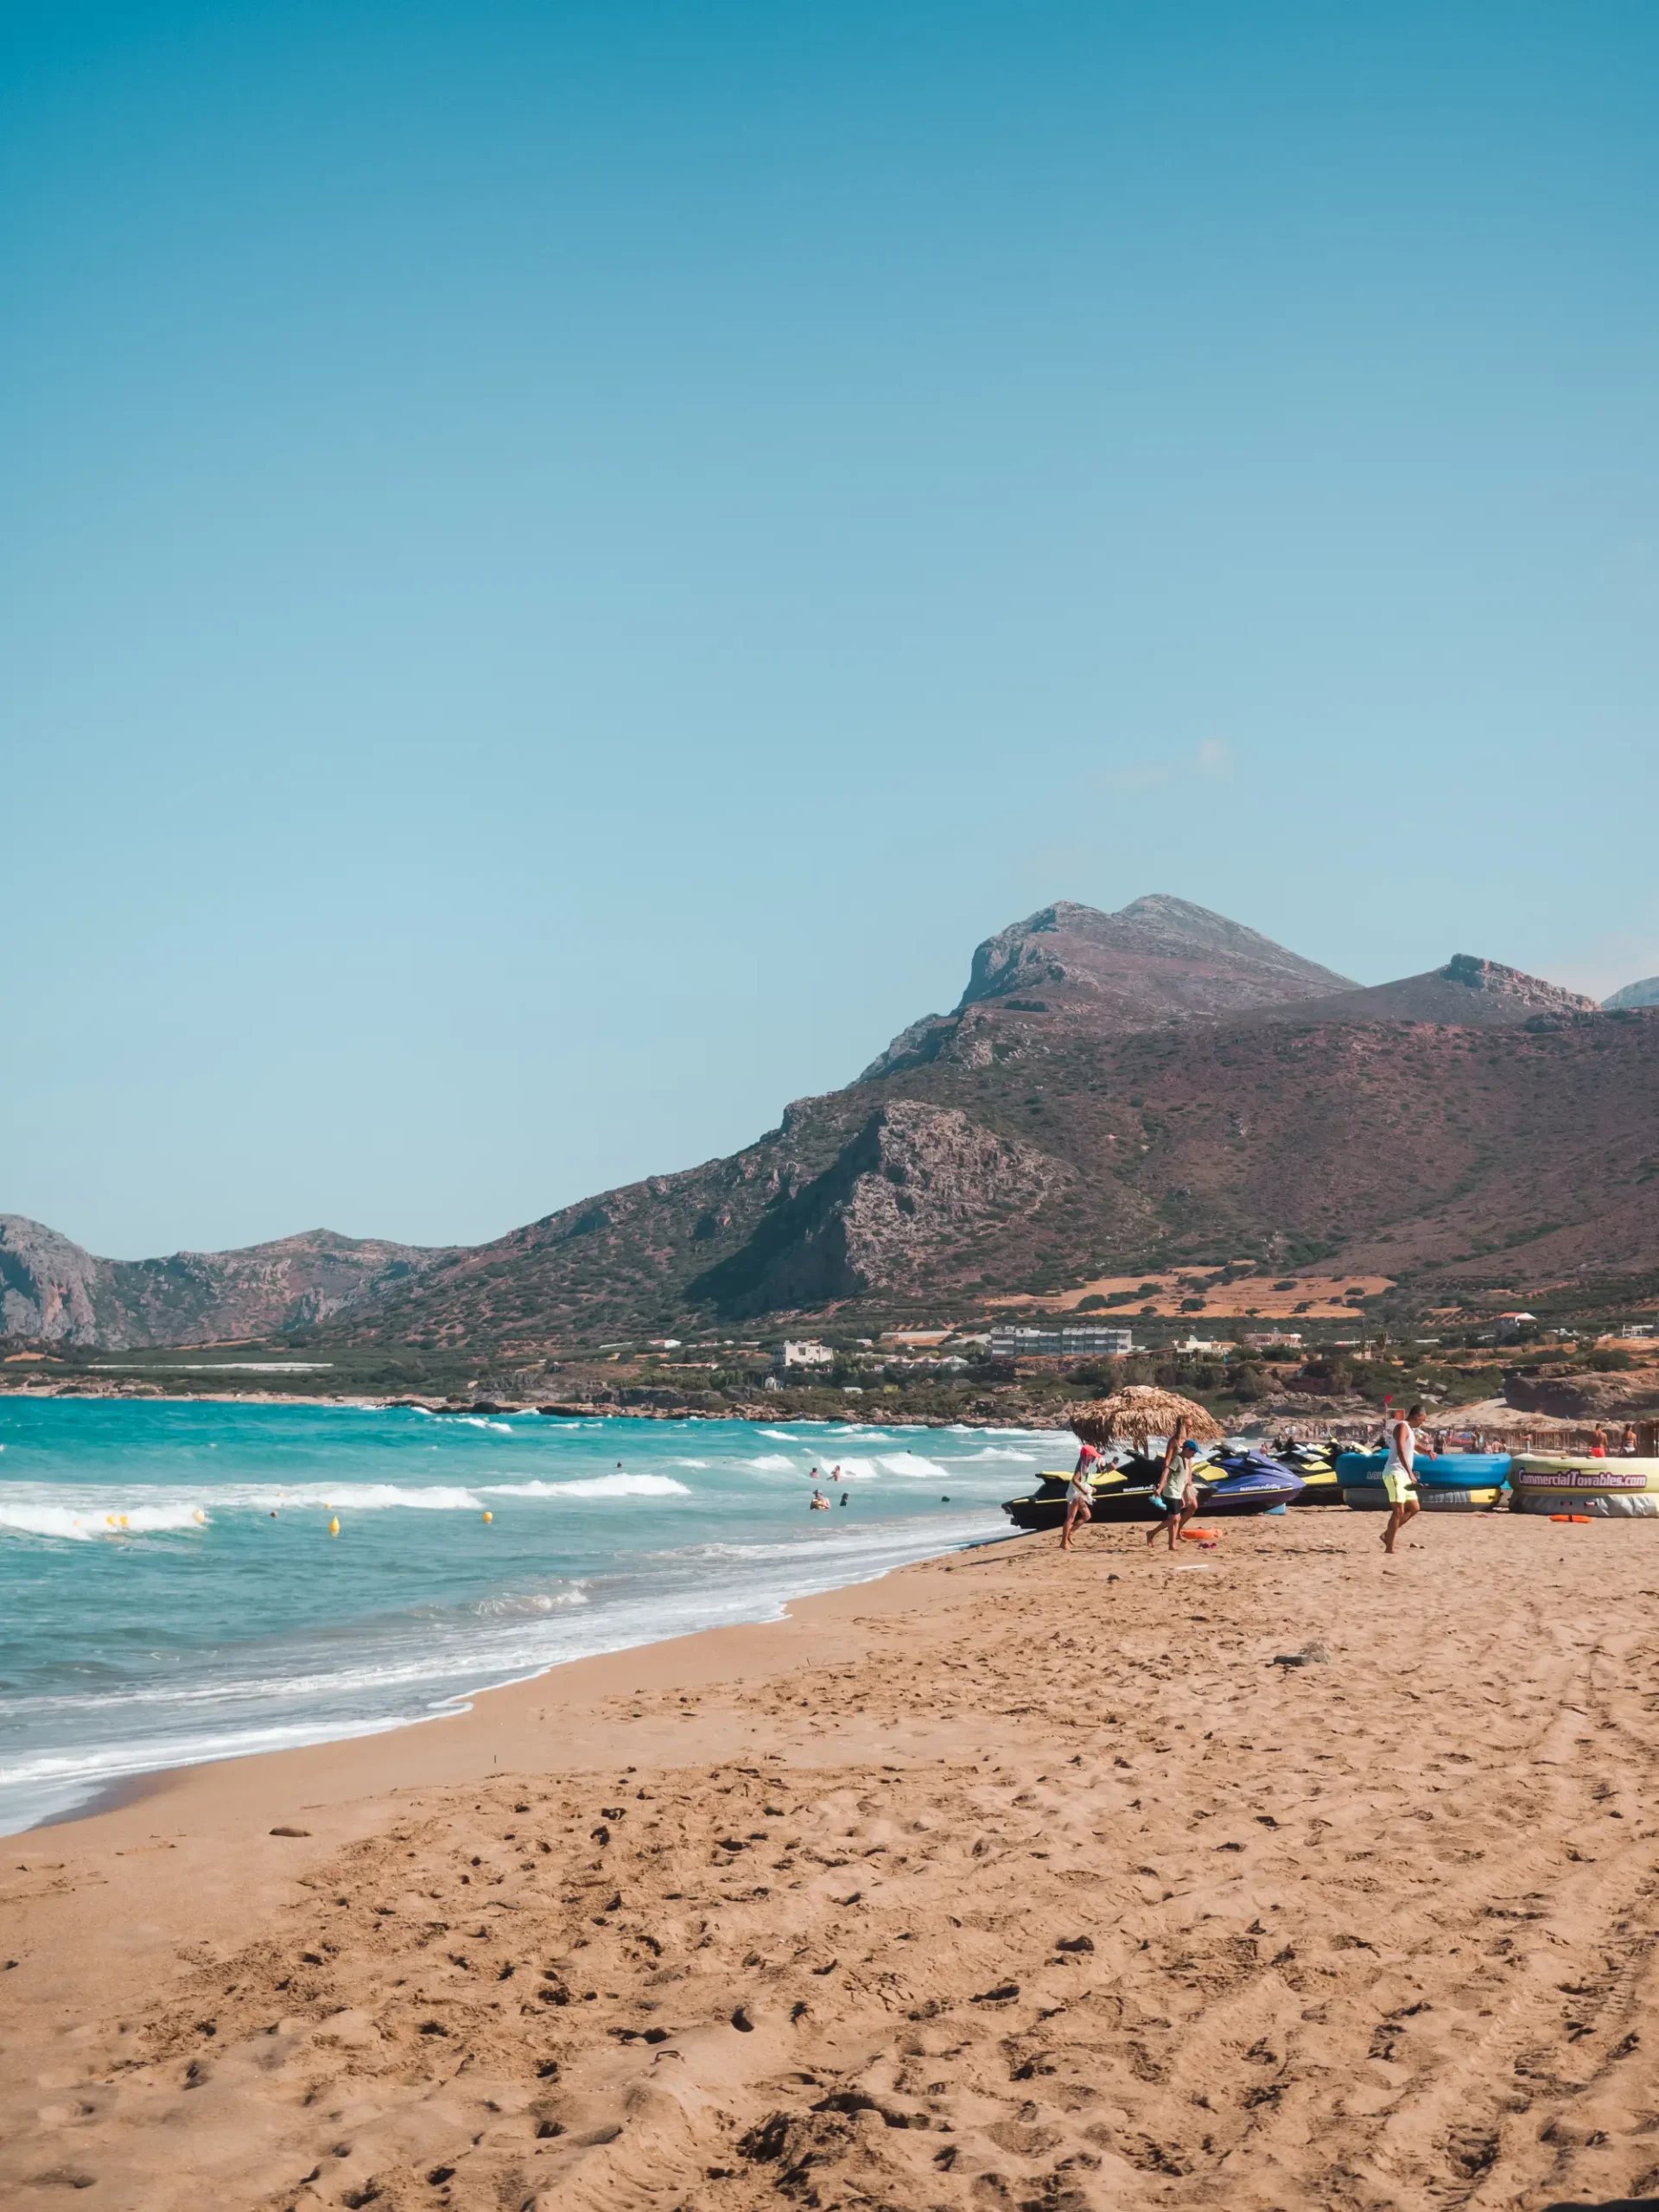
(1342, 1484), (1506, 1513)
(1509, 1455), (1659, 1520)
(1335, 1450), (1511, 1512)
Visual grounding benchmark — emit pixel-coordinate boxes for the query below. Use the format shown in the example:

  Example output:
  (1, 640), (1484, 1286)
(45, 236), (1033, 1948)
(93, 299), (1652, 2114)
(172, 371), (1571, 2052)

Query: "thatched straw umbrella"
(1067, 1385), (1225, 1452)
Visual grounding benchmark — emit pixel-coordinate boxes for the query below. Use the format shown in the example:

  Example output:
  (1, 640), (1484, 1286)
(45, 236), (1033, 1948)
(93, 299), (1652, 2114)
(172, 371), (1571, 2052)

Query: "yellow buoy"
(328, 1516), (340, 1537)
(482, 1510), (493, 1523)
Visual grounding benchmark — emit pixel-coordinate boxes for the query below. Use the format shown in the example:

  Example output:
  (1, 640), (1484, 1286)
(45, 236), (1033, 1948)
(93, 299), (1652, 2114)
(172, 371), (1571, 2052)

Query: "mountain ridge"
(4, 898), (1647, 1350)
(0, 1215), (445, 1350)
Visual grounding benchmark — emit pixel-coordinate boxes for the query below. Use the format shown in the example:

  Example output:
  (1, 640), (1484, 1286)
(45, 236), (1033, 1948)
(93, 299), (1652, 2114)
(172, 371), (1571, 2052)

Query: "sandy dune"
(3, 1513), (1658, 2210)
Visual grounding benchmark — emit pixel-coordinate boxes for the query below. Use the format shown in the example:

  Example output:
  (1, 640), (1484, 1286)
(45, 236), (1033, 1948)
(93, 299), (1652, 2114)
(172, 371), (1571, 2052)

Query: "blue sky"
(4, 1), (1656, 1258)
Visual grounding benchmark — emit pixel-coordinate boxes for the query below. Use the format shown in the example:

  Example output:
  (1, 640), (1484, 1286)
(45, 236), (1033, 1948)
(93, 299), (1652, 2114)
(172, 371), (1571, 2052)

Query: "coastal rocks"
(685, 1102), (1068, 1319)
(1503, 1370), (1658, 1420)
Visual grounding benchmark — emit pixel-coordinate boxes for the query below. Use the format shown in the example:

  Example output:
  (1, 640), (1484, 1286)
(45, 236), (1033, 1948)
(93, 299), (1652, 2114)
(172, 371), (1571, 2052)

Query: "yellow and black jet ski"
(1274, 1438), (1345, 1506)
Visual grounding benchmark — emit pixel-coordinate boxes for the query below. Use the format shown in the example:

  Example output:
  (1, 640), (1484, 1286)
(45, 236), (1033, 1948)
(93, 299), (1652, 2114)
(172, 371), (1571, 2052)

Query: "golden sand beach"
(3, 1513), (1656, 2211)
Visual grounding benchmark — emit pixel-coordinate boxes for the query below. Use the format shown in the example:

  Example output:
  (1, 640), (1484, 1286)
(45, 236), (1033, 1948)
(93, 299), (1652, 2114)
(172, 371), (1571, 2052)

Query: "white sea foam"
(826, 1458), (880, 1480)
(456, 1417), (514, 1433)
(0, 1502), (209, 1541)
(671, 1459), (710, 1468)
(758, 1428), (804, 1441)
(481, 1474), (689, 1499)
(474, 1586), (591, 1616)
(878, 1453), (950, 1478)
(262, 1484), (487, 1512)
(747, 1455), (799, 1473)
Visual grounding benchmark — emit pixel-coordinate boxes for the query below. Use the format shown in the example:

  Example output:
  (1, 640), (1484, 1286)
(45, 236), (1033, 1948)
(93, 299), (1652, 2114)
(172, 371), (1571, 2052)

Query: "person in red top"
(1062, 1440), (1103, 1552)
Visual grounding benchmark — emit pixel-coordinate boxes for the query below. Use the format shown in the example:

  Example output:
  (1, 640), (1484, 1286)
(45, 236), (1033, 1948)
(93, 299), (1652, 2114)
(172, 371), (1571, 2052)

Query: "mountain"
(322, 988), (1657, 1351)
(9, 898), (1652, 1354)
(1605, 976), (1659, 1011)
(0, 1217), (443, 1349)
(309, 902), (1655, 1351)
(862, 895), (1354, 1077)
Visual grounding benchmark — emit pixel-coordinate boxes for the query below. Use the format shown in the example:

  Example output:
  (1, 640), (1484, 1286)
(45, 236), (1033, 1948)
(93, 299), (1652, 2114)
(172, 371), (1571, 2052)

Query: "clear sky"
(4, 0), (1656, 1259)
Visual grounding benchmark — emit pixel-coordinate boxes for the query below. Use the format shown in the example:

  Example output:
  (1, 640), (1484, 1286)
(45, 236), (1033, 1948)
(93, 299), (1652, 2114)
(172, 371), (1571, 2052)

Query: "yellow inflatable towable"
(1510, 1455), (1659, 1519)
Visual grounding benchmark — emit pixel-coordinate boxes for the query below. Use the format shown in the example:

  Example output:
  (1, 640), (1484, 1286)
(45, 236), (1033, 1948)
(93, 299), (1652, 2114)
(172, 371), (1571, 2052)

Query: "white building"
(988, 1325), (1134, 1359)
(1495, 1313), (1537, 1341)
(777, 1339), (835, 1370)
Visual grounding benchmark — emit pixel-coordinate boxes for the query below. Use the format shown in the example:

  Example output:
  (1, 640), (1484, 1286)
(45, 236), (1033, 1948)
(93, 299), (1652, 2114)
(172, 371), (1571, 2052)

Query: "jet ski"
(1196, 1449), (1307, 1512)
(1001, 1451), (1303, 1529)
(1272, 1439), (1346, 1505)
(998, 1464), (1130, 1531)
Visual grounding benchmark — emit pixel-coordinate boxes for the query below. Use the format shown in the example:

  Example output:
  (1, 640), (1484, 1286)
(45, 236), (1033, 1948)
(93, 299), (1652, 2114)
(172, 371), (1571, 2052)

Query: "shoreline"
(9, 1498), (1027, 1840)
(0, 1383), (1072, 1426)
(5, 1511), (1659, 2210)
(27, 1540), (990, 1839)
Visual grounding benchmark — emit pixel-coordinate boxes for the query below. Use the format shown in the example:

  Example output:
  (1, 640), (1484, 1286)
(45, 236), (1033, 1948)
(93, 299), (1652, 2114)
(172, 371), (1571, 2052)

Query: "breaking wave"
(480, 1474), (689, 1499)
(0, 1502), (210, 1541)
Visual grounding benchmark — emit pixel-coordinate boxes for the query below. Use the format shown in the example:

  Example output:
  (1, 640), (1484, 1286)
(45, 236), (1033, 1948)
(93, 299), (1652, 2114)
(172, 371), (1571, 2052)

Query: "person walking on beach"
(1146, 1427), (1201, 1552)
(1381, 1402), (1424, 1555)
(1061, 1438), (1106, 1552)
(1061, 1451), (1098, 1552)
(1620, 1423), (1640, 1457)
(1590, 1426), (1609, 1459)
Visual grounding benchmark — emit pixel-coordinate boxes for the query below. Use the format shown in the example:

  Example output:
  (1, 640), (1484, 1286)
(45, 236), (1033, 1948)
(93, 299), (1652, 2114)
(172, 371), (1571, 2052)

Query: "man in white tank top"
(1382, 1402), (1423, 1555)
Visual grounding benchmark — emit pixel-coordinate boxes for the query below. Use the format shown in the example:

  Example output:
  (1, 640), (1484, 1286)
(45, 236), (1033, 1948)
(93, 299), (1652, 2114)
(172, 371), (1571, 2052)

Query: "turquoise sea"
(0, 1399), (1052, 1834)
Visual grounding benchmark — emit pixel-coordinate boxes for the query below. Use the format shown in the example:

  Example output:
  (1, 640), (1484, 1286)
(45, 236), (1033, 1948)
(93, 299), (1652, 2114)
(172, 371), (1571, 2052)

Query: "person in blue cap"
(1146, 1427), (1203, 1552)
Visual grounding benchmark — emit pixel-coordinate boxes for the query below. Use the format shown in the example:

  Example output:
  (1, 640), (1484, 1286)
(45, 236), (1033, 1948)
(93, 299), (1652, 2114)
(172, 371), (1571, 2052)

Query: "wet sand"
(3, 1510), (1656, 2210)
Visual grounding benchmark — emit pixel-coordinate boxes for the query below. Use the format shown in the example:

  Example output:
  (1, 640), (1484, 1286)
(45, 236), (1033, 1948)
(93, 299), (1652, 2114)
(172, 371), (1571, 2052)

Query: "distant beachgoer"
(839, 1489), (849, 1506)
(1381, 1402), (1423, 1556)
(1146, 1427), (1201, 1553)
(1590, 1426), (1608, 1459)
(810, 1489), (830, 1511)
(830, 1465), (842, 1483)
(1620, 1424), (1639, 1458)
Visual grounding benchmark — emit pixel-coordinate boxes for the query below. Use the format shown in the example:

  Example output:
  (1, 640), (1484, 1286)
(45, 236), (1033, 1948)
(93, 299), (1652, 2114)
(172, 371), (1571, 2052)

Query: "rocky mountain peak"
(959, 895), (1351, 1011)
(862, 894), (1355, 1079)
(1604, 974), (1659, 1011)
